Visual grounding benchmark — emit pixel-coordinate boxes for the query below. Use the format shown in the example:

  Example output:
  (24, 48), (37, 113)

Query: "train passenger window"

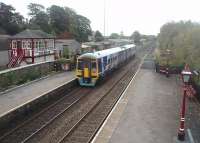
(91, 61), (96, 71)
(98, 59), (102, 72)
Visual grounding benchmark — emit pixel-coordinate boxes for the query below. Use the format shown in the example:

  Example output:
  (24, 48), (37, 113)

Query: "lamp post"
(177, 69), (192, 141)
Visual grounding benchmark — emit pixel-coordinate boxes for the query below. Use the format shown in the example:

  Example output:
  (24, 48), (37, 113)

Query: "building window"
(22, 41), (25, 49)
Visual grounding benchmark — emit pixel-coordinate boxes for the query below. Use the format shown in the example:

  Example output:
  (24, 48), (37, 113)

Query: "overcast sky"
(1, 0), (200, 36)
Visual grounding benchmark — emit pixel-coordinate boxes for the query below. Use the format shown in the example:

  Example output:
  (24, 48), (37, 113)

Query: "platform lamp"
(178, 69), (192, 141)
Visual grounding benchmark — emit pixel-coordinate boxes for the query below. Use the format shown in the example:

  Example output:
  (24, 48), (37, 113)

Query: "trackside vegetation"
(157, 21), (200, 85)
(0, 2), (92, 42)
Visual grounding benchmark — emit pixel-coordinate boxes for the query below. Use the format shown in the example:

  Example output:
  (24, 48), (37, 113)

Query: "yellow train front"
(76, 44), (136, 87)
(76, 53), (99, 86)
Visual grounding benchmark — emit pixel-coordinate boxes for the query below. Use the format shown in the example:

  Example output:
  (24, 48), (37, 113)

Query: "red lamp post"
(177, 69), (192, 141)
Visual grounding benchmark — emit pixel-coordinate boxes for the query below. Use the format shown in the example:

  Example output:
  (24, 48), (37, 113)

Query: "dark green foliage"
(158, 21), (200, 69)
(29, 11), (51, 33)
(0, 2), (25, 35)
(0, 69), (41, 89)
(27, 4), (92, 42)
(74, 14), (92, 42)
(0, 63), (56, 91)
(94, 30), (104, 41)
(110, 33), (120, 39)
(63, 48), (69, 59)
(28, 3), (45, 16)
(0, 2), (92, 42)
(48, 5), (69, 34)
(130, 31), (141, 45)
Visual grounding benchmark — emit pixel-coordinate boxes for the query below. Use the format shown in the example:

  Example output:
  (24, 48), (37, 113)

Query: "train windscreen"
(77, 59), (83, 70)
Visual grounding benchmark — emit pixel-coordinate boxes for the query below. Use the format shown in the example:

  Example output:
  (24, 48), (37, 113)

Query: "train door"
(103, 56), (107, 71)
(91, 60), (97, 77)
(83, 60), (91, 79)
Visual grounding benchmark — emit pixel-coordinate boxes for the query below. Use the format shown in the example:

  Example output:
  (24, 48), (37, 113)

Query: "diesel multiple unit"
(76, 44), (136, 86)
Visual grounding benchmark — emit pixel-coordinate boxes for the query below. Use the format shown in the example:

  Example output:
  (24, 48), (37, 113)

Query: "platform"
(92, 68), (182, 143)
(0, 71), (75, 117)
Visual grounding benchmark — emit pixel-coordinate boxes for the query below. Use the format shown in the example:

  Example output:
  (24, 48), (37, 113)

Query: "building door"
(63, 45), (69, 59)
(16, 41), (22, 56)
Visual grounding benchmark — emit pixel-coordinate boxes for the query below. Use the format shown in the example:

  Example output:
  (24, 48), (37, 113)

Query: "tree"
(28, 3), (45, 17)
(28, 3), (50, 33)
(48, 5), (69, 34)
(64, 7), (77, 34)
(0, 2), (25, 34)
(130, 31), (141, 45)
(94, 30), (104, 41)
(75, 14), (92, 42)
(110, 33), (120, 39)
(29, 11), (51, 33)
(158, 21), (200, 69)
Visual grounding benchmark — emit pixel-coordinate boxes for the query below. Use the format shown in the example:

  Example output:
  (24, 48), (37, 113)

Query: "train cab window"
(77, 60), (83, 70)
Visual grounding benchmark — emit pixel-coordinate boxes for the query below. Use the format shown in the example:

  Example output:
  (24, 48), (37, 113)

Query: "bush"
(0, 62), (55, 91)
(57, 58), (70, 64)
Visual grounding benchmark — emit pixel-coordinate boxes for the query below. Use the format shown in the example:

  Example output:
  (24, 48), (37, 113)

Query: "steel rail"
(0, 86), (81, 141)
(57, 62), (138, 143)
(22, 88), (92, 143)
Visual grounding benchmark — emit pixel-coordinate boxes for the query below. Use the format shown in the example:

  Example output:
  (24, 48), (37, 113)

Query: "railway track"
(0, 56), (141, 143)
(58, 66), (136, 143)
(27, 58), (140, 143)
(0, 87), (93, 143)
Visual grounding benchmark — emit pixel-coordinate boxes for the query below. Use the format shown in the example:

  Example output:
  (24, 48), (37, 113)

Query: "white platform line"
(91, 55), (146, 143)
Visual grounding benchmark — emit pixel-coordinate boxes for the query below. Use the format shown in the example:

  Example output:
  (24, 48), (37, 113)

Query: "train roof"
(121, 44), (135, 48)
(78, 44), (135, 59)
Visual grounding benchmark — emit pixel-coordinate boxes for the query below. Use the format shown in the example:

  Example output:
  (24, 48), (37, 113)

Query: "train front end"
(76, 54), (99, 87)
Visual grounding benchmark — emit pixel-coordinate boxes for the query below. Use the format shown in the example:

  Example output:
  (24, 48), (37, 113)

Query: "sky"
(1, 0), (200, 36)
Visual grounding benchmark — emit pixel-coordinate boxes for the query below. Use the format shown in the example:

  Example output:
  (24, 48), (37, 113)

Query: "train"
(76, 44), (136, 86)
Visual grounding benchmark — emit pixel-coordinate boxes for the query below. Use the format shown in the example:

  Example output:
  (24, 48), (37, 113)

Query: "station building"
(8, 29), (55, 68)
(4, 29), (80, 69)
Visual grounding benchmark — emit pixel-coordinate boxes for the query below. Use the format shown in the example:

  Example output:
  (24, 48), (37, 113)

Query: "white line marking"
(187, 129), (195, 143)
(91, 55), (147, 143)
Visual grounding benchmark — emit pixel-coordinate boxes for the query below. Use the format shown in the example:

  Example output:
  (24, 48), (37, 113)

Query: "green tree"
(130, 31), (141, 45)
(28, 3), (45, 17)
(110, 33), (120, 39)
(64, 7), (77, 35)
(28, 3), (92, 42)
(0, 2), (25, 34)
(29, 12), (51, 33)
(28, 3), (51, 33)
(158, 21), (200, 69)
(48, 5), (69, 34)
(94, 30), (104, 41)
(75, 14), (92, 42)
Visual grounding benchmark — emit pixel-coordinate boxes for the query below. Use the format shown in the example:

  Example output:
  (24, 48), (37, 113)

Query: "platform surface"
(0, 71), (75, 117)
(93, 68), (181, 143)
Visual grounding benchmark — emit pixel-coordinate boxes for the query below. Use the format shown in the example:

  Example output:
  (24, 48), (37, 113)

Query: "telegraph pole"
(103, 0), (106, 37)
